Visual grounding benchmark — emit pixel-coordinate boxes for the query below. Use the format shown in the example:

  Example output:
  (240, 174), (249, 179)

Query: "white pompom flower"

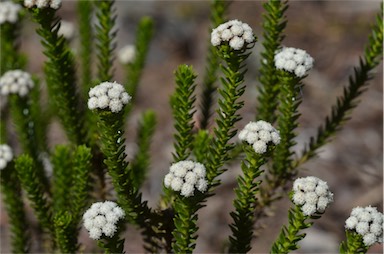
(88, 81), (131, 113)
(24, 0), (61, 9)
(58, 20), (75, 40)
(274, 47), (314, 78)
(164, 160), (208, 197)
(211, 19), (255, 50)
(117, 45), (136, 65)
(345, 206), (383, 246)
(0, 70), (34, 97)
(238, 120), (280, 154)
(292, 176), (333, 216)
(0, 1), (22, 25)
(83, 201), (125, 240)
(0, 144), (13, 170)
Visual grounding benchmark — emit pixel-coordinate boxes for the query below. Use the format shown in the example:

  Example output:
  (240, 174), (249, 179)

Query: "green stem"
(270, 205), (312, 254)
(95, 0), (117, 82)
(96, 110), (160, 252)
(0, 165), (29, 253)
(205, 46), (250, 186)
(125, 16), (153, 109)
(339, 230), (369, 254)
(9, 95), (50, 195)
(172, 196), (203, 253)
(31, 8), (86, 145)
(0, 21), (25, 74)
(198, 0), (230, 129)
(15, 155), (54, 248)
(256, 0), (288, 123)
(77, 0), (94, 97)
(271, 72), (301, 179)
(291, 3), (383, 170)
(229, 146), (266, 253)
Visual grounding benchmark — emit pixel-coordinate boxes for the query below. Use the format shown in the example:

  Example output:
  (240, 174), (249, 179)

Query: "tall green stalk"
(256, 0), (288, 123)
(1, 164), (29, 253)
(198, 0), (230, 129)
(77, 0), (93, 97)
(292, 5), (383, 169)
(30, 8), (86, 144)
(229, 145), (266, 253)
(95, 0), (117, 82)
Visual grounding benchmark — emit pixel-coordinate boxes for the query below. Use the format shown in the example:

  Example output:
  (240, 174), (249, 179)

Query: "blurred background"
(1, 1), (383, 253)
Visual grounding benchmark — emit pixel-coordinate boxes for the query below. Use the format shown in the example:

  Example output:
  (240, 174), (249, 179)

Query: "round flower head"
(117, 45), (136, 65)
(24, 0), (61, 9)
(58, 20), (75, 40)
(238, 120), (280, 154)
(0, 70), (34, 97)
(0, 1), (22, 25)
(274, 47), (314, 77)
(0, 144), (13, 170)
(83, 201), (125, 240)
(345, 206), (383, 246)
(164, 160), (208, 197)
(292, 176), (333, 216)
(88, 81), (131, 113)
(211, 19), (255, 50)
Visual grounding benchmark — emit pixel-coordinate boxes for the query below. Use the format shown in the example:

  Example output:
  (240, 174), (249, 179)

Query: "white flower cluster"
(164, 160), (208, 197)
(0, 144), (13, 170)
(83, 201), (125, 240)
(88, 81), (131, 113)
(274, 47), (314, 77)
(24, 0), (61, 9)
(211, 19), (254, 50)
(292, 176), (334, 216)
(0, 1), (21, 25)
(0, 70), (34, 97)
(345, 206), (383, 246)
(238, 120), (280, 154)
(58, 20), (75, 40)
(117, 45), (136, 65)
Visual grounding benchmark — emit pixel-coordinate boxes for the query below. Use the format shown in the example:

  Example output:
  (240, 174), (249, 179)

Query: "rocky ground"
(1, 1), (383, 253)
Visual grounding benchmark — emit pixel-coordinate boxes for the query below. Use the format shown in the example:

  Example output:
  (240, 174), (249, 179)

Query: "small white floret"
(252, 141), (267, 154)
(274, 47), (314, 77)
(229, 36), (244, 50)
(89, 228), (102, 240)
(181, 183), (194, 197)
(292, 176), (333, 216)
(118, 45), (136, 65)
(102, 223), (117, 237)
(196, 179), (208, 192)
(211, 19), (255, 50)
(345, 216), (358, 229)
(356, 222), (370, 235)
(238, 120), (280, 153)
(88, 81), (131, 113)
(0, 1), (21, 24)
(0, 70), (34, 97)
(83, 201), (125, 240)
(164, 173), (174, 187)
(164, 160), (208, 197)
(0, 144), (13, 170)
(301, 203), (316, 216)
(58, 20), (75, 40)
(171, 177), (183, 192)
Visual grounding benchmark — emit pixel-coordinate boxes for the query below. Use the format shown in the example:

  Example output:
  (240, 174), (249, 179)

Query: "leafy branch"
(95, 0), (117, 82)
(229, 145), (266, 253)
(198, 0), (230, 129)
(292, 4), (383, 169)
(256, 0), (288, 123)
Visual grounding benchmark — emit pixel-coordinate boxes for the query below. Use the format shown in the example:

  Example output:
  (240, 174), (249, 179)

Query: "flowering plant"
(0, 0), (382, 253)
